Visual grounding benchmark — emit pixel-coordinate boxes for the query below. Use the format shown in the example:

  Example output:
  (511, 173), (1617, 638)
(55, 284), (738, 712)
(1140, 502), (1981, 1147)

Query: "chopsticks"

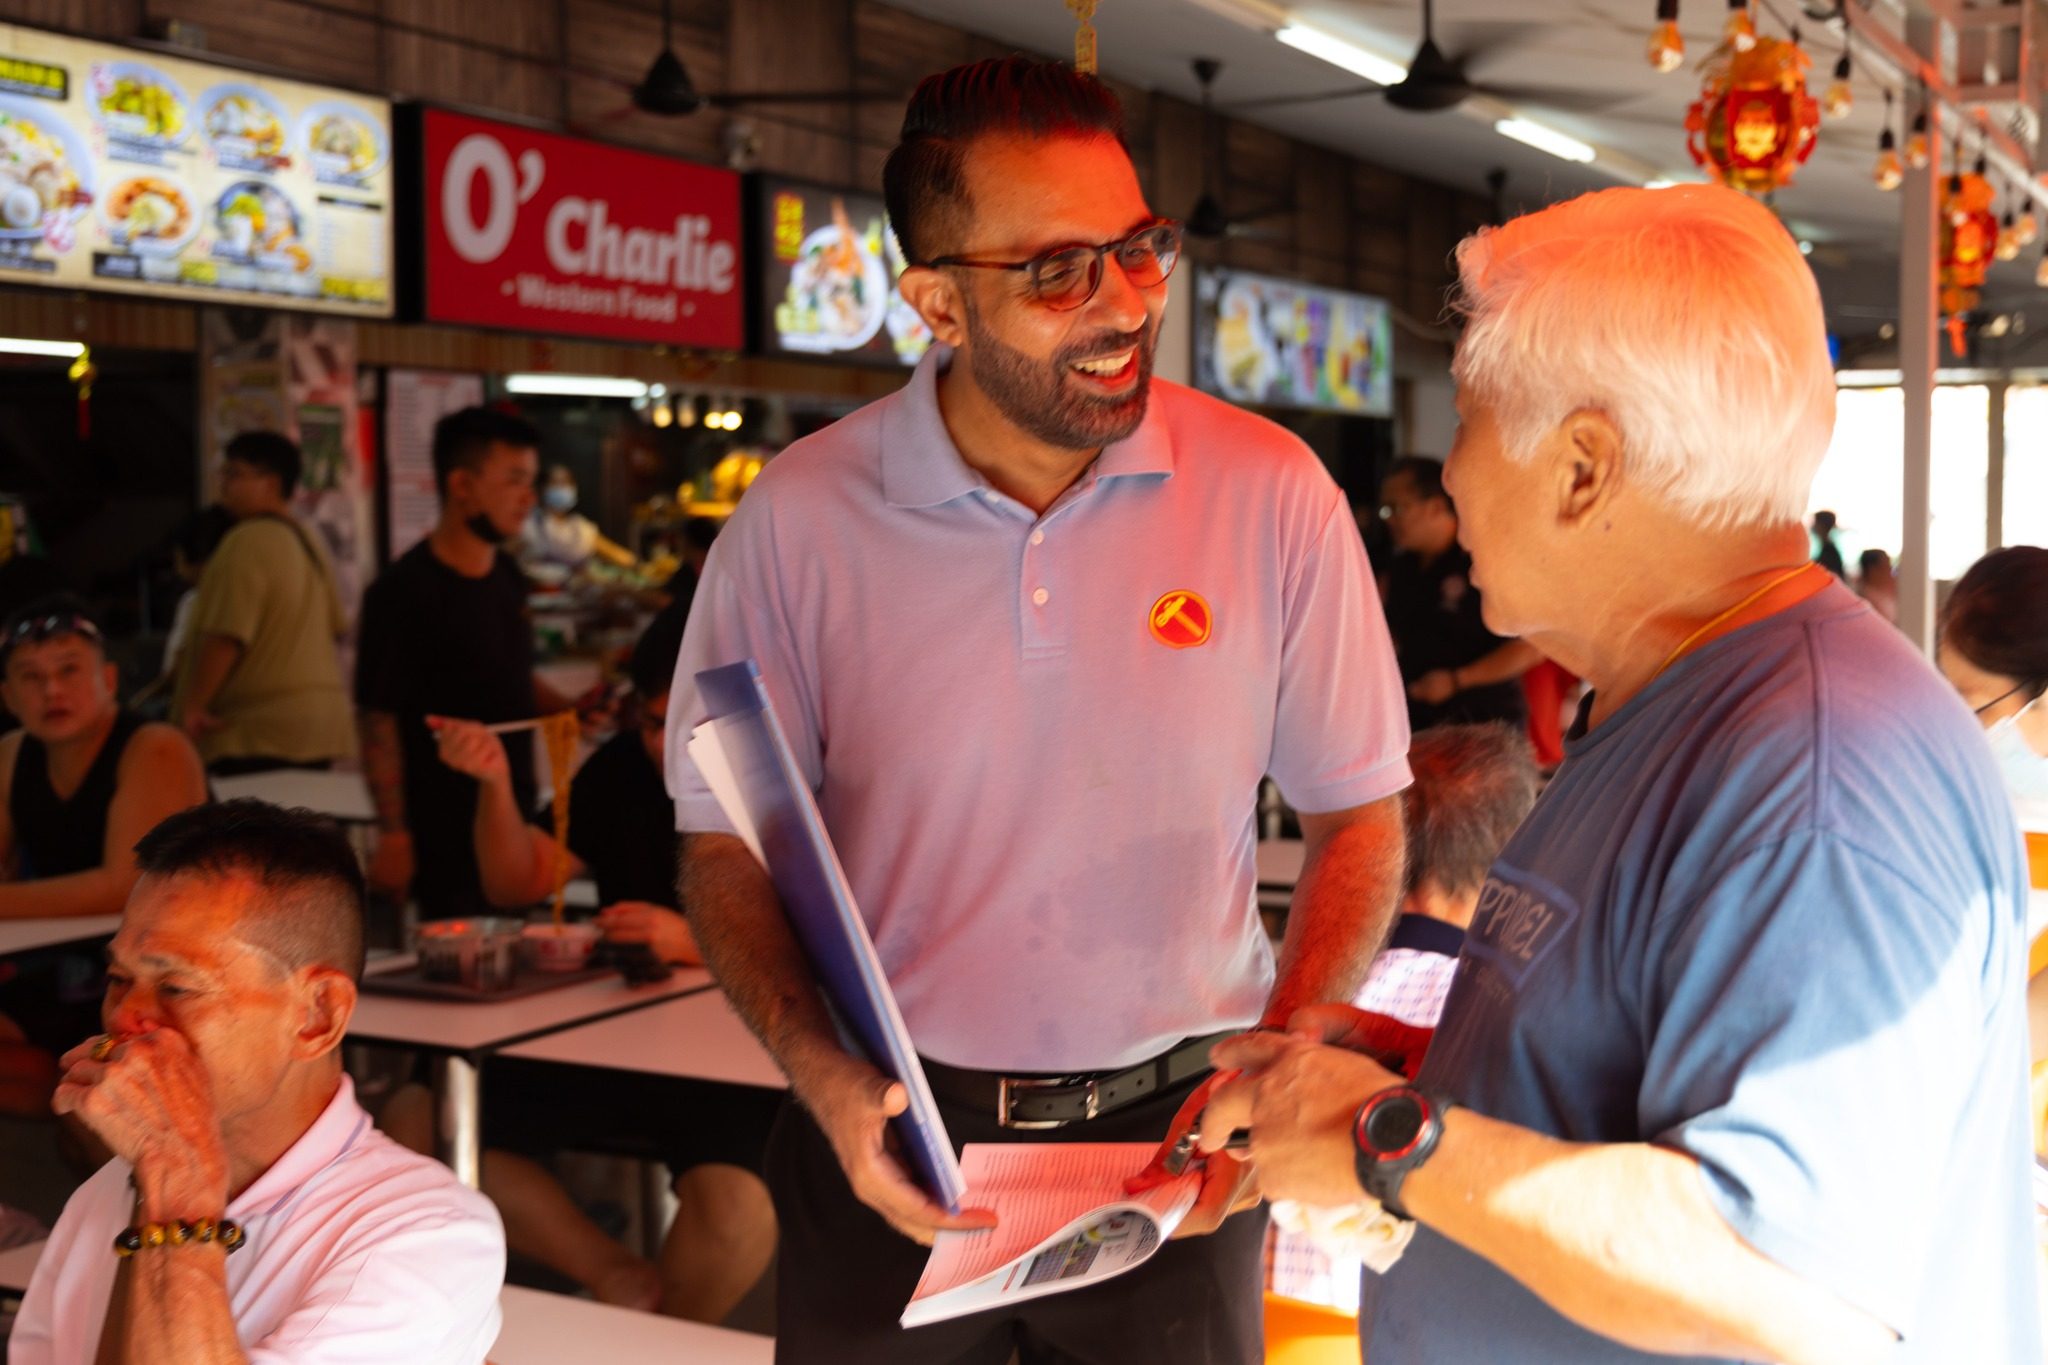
(483, 719), (546, 735)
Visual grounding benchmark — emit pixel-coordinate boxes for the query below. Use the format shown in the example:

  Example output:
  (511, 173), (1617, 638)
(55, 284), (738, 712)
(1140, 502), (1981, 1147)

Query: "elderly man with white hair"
(1198, 184), (2039, 1363)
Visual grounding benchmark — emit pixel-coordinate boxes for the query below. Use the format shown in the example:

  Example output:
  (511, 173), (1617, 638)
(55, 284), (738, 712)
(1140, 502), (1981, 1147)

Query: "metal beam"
(1898, 24), (1942, 655)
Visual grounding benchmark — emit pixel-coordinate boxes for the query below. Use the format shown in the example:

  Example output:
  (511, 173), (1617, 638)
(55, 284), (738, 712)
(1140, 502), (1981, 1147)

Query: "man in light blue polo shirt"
(1198, 185), (2040, 1362)
(665, 56), (1410, 1365)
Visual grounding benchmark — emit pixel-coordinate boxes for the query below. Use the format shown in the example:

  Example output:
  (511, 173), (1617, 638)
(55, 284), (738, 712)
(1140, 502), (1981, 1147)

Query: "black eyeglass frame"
(923, 221), (1184, 312)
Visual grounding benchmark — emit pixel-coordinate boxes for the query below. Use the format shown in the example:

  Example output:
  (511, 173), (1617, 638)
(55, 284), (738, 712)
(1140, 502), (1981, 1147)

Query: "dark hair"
(1857, 548), (1890, 576)
(432, 406), (540, 498)
(223, 431), (302, 498)
(883, 56), (1127, 267)
(1384, 456), (1452, 513)
(0, 593), (105, 672)
(133, 799), (368, 983)
(630, 598), (689, 699)
(1402, 724), (1539, 898)
(175, 504), (235, 566)
(1942, 545), (2048, 699)
(1812, 509), (1838, 533)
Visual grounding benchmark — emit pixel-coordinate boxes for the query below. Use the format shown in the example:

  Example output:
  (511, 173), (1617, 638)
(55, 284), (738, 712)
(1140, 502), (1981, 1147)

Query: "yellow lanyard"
(1653, 562), (1823, 682)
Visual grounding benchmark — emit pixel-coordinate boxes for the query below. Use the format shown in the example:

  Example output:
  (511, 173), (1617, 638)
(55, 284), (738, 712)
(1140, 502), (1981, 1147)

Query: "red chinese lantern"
(1684, 31), (1821, 194)
(1939, 170), (1998, 315)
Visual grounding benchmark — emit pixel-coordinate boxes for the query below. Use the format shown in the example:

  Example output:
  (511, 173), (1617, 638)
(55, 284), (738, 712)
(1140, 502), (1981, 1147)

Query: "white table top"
(211, 769), (376, 824)
(348, 967), (711, 1054)
(0, 1237), (41, 1291)
(1, 1247), (775, 1365)
(0, 914), (121, 957)
(502, 988), (786, 1090)
(491, 1285), (771, 1365)
(1257, 839), (1305, 888)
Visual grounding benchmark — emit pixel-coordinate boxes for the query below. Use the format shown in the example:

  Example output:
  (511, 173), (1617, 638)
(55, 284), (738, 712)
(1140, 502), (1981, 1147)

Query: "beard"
(962, 300), (1156, 451)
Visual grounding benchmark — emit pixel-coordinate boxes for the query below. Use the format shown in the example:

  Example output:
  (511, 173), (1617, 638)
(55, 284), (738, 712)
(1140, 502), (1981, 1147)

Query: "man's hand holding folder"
(804, 1056), (998, 1246)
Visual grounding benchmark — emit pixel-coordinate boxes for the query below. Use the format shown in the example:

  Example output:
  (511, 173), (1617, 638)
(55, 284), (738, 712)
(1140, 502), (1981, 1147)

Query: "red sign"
(421, 109), (743, 348)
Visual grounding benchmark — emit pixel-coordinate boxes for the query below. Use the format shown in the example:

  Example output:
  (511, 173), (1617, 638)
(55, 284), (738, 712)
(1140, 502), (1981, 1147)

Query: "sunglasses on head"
(925, 221), (1184, 312)
(5, 612), (102, 649)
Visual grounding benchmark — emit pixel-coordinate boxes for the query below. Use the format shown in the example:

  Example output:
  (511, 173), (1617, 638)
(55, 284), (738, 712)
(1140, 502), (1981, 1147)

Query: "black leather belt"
(921, 1032), (1234, 1129)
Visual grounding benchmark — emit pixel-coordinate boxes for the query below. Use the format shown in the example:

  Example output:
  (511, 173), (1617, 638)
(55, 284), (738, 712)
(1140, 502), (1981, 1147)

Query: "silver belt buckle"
(997, 1075), (1100, 1129)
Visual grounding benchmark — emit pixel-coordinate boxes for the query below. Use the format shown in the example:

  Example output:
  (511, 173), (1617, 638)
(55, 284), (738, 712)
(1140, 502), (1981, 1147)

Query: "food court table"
(500, 988), (784, 1090)
(347, 965), (712, 1188)
(0, 914), (121, 958)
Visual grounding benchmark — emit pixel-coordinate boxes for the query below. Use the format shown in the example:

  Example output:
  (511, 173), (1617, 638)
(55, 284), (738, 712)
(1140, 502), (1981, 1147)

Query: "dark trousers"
(766, 1072), (1267, 1365)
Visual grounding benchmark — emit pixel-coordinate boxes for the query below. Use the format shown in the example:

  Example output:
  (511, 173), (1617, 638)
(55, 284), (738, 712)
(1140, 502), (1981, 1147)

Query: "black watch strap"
(1352, 1085), (1452, 1220)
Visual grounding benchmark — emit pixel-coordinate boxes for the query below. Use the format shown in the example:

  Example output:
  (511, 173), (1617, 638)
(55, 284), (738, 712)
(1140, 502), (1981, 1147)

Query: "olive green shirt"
(171, 516), (357, 764)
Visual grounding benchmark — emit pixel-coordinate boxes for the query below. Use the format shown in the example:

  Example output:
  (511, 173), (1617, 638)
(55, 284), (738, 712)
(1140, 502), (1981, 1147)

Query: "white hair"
(1451, 184), (1836, 531)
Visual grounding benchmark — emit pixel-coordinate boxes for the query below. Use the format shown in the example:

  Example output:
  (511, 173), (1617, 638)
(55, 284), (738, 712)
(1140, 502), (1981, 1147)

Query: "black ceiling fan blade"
(1439, 23), (1546, 76)
(1224, 85), (1389, 111)
(705, 89), (902, 107)
(1473, 83), (1637, 114)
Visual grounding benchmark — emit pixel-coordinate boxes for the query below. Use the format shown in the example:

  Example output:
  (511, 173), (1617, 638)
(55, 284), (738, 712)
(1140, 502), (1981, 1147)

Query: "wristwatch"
(1352, 1085), (1452, 1220)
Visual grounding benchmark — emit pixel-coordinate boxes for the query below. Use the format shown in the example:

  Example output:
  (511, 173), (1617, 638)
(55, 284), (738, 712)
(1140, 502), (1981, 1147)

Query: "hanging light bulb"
(1997, 207), (2022, 262)
(1724, 0), (1756, 51)
(1823, 52), (1852, 119)
(2036, 239), (2048, 288)
(1872, 91), (1902, 191)
(2018, 205), (2039, 247)
(1906, 101), (1930, 169)
(651, 396), (673, 429)
(676, 393), (698, 428)
(1647, 0), (1684, 72)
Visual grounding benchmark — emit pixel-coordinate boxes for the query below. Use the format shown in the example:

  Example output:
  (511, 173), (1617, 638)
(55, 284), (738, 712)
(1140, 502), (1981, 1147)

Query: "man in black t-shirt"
(1378, 456), (1539, 732)
(354, 406), (566, 919)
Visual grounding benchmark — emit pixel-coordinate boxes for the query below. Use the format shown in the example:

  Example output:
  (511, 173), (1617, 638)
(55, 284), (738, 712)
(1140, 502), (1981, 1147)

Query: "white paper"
(901, 1143), (1200, 1328)
(687, 720), (766, 865)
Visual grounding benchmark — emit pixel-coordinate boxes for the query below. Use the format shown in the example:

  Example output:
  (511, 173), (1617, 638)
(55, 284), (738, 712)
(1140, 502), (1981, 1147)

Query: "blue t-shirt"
(1364, 583), (2040, 1363)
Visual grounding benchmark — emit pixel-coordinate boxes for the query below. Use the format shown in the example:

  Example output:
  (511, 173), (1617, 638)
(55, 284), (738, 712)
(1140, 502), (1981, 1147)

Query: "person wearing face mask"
(1940, 546), (2048, 817)
(520, 465), (635, 576)
(354, 407), (574, 918)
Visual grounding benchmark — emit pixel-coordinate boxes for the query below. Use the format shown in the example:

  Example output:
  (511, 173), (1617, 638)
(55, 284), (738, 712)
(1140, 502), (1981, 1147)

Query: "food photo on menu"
(765, 180), (930, 366)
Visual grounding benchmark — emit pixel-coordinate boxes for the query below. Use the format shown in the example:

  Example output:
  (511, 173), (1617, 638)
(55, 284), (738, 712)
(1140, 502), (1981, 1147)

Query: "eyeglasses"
(925, 221), (1183, 312)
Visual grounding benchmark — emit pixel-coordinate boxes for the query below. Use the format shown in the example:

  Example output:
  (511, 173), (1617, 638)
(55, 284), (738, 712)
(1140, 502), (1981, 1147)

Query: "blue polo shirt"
(1364, 583), (2040, 1362)
(666, 346), (1410, 1071)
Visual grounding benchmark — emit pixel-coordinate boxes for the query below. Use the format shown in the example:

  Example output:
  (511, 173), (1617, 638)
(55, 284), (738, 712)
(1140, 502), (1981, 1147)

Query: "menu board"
(1194, 268), (1391, 417)
(0, 23), (392, 315)
(758, 178), (929, 367)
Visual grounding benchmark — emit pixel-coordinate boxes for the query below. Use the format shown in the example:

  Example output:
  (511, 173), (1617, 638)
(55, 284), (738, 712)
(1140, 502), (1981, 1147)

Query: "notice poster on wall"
(757, 178), (929, 367)
(0, 22), (392, 314)
(384, 369), (483, 561)
(1193, 268), (1392, 417)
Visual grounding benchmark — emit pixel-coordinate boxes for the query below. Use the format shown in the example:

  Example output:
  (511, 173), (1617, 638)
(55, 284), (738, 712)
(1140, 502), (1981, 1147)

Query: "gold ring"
(90, 1034), (117, 1062)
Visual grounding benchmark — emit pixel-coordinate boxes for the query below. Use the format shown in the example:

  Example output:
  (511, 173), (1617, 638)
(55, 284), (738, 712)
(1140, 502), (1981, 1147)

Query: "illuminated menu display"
(757, 178), (928, 367)
(0, 22), (393, 315)
(1194, 267), (1392, 417)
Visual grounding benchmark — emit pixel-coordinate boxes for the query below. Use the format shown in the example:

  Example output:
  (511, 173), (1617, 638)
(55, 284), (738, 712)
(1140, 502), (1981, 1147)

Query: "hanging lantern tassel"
(1067, 0), (1099, 75)
(66, 344), (95, 441)
(1946, 313), (1969, 359)
(1648, 0), (1684, 73)
(1823, 51), (1852, 119)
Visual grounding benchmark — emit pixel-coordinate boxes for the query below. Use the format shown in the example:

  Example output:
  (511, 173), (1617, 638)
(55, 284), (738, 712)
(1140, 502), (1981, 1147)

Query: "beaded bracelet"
(112, 1218), (246, 1258)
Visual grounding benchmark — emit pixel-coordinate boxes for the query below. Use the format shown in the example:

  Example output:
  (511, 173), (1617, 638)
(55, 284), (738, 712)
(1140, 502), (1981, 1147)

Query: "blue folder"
(694, 660), (967, 1211)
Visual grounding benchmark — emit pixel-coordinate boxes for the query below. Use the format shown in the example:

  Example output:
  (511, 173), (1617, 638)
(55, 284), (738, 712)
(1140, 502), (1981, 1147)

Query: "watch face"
(1364, 1092), (1427, 1157)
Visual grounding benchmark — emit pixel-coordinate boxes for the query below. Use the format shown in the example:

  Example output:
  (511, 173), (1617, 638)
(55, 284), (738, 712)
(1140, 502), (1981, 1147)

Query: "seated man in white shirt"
(11, 798), (506, 1365)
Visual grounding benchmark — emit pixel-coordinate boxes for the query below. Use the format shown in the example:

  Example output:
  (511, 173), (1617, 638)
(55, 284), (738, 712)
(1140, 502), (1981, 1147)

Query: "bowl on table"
(415, 917), (523, 991)
(519, 920), (601, 972)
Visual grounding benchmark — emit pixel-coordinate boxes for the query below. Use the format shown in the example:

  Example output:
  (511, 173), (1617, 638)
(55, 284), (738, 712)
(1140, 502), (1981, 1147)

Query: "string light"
(1648, 0), (1684, 73)
(2036, 238), (2048, 288)
(1905, 92), (1930, 169)
(1873, 90), (1902, 190)
(1823, 50), (1852, 119)
(1997, 202), (2022, 262)
(1724, 0), (1756, 52)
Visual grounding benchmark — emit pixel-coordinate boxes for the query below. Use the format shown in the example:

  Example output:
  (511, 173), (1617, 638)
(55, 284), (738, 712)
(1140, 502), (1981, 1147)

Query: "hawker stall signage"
(421, 109), (743, 348)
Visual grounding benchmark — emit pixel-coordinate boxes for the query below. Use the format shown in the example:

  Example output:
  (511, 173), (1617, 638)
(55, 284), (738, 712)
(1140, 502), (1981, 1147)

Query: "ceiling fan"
(1184, 59), (1291, 241)
(1230, 0), (1625, 116)
(589, 0), (898, 121)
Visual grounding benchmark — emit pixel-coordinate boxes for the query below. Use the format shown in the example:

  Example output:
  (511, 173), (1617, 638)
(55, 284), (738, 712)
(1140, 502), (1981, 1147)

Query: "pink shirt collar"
(227, 1073), (371, 1221)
